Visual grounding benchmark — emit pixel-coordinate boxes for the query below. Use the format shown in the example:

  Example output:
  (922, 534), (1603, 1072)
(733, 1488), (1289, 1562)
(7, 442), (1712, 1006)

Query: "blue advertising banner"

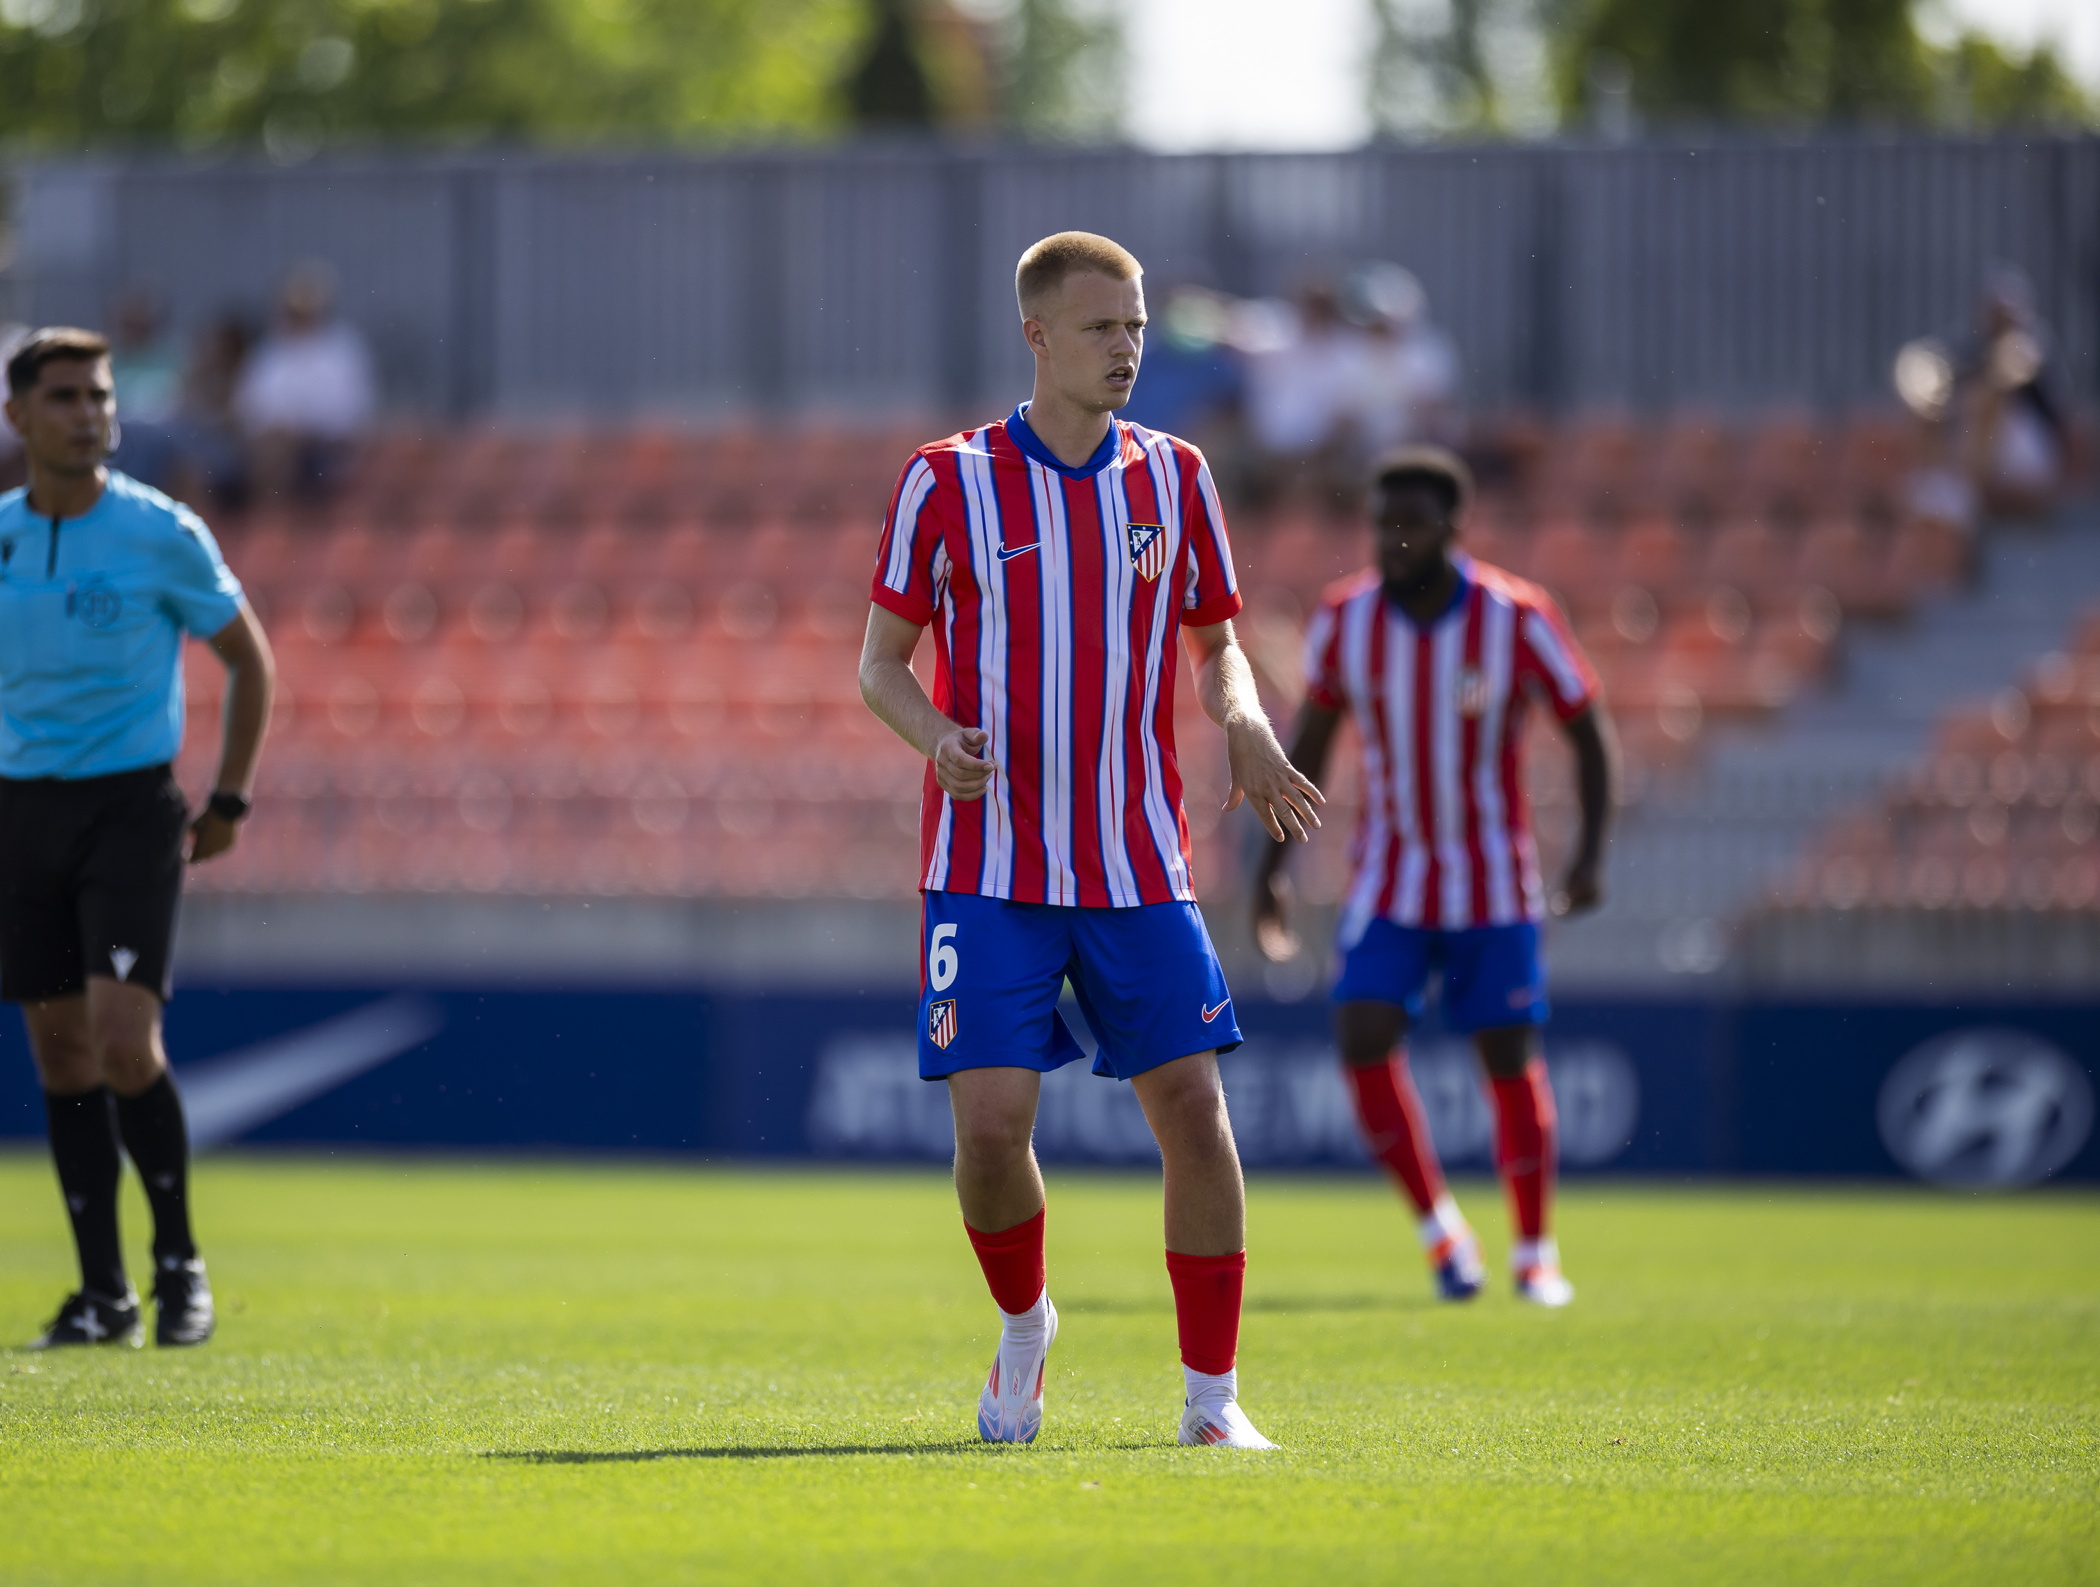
(0, 984), (2092, 1185)
(1733, 1003), (2100, 1183)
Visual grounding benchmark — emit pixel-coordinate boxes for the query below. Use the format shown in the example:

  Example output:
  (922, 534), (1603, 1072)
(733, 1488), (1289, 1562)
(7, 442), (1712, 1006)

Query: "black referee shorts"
(0, 764), (188, 1004)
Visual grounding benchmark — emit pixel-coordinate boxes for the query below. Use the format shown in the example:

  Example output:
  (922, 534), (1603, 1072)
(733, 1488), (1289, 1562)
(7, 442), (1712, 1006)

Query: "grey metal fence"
(12, 135), (2097, 420)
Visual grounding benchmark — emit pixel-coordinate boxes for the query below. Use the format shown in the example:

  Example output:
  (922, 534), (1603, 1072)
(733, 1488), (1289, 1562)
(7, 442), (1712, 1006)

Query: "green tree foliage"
(999, 0), (1123, 140)
(1941, 31), (2095, 128)
(835, 0), (1124, 141)
(0, 0), (867, 152)
(1548, 0), (2095, 129)
(1371, 0), (1532, 134)
(846, 0), (937, 127)
(1556, 0), (1929, 123)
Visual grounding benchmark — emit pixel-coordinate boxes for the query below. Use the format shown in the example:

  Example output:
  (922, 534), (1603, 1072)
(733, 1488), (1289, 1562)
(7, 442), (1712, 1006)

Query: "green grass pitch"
(0, 1154), (2093, 1585)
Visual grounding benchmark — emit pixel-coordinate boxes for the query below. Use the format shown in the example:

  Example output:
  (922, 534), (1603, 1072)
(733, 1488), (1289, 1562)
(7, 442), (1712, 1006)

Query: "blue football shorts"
(1331, 918), (1550, 1033)
(916, 892), (1243, 1082)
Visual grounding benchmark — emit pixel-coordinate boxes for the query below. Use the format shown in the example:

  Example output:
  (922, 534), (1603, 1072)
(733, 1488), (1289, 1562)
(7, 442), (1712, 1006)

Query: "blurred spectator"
(1119, 285), (1243, 445)
(180, 312), (258, 511)
(1894, 265), (2069, 528)
(1244, 280), (1355, 457)
(106, 287), (190, 494)
(1343, 263), (1461, 456)
(235, 262), (376, 504)
(1959, 266), (2067, 519)
(1241, 280), (1365, 508)
(1234, 267), (1467, 510)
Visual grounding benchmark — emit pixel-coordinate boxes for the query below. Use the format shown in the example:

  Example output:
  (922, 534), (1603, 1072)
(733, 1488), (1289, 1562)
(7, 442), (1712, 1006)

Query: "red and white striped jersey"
(1303, 558), (1598, 936)
(871, 407), (1242, 907)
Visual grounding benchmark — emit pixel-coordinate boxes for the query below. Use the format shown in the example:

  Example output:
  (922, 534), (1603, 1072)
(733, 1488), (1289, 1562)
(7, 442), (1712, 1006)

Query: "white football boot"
(1177, 1368), (1278, 1450)
(976, 1295), (1057, 1444)
(1513, 1238), (1575, 1307)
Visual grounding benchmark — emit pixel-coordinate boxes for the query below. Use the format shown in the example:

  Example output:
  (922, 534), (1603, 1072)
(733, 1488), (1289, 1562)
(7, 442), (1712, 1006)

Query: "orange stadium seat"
(1614, 515), (1695, 603)
(1526, 518), (1615, 617)
(1650, 413), (1731, 517)
(1703, 517), (1798, 612)
(1796, 515), (1905, 618)
(1459, 514), (1524, 577)
(1777, 621), (2100, 916)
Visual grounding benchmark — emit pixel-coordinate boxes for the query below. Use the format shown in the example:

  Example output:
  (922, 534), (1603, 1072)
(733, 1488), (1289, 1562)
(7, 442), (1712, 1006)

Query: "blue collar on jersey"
(1005, 404), (1121, 480)
(1385, 555), (1473, 627)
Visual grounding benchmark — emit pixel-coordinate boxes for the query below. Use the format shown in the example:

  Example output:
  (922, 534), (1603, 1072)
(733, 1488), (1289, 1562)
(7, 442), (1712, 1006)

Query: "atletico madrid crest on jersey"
(1454, 666), (1490, 717)
(1127, 522), (1167, 582)
(927, 999), (958, 1049)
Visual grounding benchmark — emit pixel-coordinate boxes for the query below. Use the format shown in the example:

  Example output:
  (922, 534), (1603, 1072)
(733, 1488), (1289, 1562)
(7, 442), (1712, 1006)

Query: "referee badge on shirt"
(1126, 522), (1168, 582)
(927, 999), (958, 1050)
(68, 579), (122, 629)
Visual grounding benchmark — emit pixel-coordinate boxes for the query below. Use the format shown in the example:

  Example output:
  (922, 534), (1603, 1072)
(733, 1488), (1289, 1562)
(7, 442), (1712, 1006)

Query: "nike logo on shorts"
(1201, 999), (1230, 1023)
(997, 543), (1040, 561)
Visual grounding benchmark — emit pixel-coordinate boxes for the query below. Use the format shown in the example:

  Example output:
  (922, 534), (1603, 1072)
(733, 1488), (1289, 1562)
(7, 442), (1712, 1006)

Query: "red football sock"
(1490, 1059), (1557, 1244)
(1164, 1249), (1245, 1375)
(964, 1206), (1046, 1315)
(1346, 1055), (1447, 1217)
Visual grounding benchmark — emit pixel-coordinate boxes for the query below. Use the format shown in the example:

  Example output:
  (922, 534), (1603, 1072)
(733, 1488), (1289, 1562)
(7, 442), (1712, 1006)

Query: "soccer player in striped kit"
(859, 232), (1323, 1448)
(1253, 447), (1614, 1307)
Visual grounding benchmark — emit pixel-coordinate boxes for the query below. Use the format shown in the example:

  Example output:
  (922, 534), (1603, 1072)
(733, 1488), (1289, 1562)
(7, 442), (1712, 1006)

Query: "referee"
(1, 328), (274, 1348)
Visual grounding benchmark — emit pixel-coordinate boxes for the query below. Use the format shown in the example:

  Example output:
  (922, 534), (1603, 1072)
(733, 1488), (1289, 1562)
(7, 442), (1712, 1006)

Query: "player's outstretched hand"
(187, 810), (239, 864)
(1252, 870), (1300, 962)
(1224, 720), (1324, 843)
(933, 726), (998, 802)
(1551, 856), (1603, 917)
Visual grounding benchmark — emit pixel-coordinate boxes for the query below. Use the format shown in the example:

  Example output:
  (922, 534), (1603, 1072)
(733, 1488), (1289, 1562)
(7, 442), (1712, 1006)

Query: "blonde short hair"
(1015, 231), (1142, 319)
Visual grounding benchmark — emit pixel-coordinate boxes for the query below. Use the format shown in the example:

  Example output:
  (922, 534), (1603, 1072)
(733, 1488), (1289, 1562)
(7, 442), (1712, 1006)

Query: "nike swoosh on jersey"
(996, 543), (1040, 561)
(1201, 999), (1230, 1023)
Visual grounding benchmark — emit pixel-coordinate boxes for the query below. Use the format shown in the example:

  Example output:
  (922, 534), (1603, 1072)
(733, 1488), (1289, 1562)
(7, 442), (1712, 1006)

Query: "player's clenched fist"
(934, 726), (998, 801)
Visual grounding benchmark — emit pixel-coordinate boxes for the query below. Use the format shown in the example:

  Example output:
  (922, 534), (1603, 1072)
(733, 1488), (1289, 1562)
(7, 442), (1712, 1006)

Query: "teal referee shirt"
(0, 471), (245, 780)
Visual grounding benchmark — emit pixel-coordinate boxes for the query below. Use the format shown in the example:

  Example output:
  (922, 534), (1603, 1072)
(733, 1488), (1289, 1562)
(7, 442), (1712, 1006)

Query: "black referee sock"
(43, 1087), (128, 1299)
(114, 1072), (197, 1268)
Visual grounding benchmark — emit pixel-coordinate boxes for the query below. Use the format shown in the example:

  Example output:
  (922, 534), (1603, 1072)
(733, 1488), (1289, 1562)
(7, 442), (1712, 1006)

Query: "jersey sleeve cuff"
(1551, 689), (1598, 722)
(869, 583), (935, 626)
(1181, 591), (1244, 627)
(185, 593), (245, 639)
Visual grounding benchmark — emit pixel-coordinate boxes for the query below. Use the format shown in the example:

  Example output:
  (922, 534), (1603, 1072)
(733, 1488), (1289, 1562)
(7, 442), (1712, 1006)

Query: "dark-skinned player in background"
(1253, 447), (1614, 1306)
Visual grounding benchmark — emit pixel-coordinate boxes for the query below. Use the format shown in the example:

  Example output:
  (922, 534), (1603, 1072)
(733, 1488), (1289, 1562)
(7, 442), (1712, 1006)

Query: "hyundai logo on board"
(1876, 1028), (2094, 1189)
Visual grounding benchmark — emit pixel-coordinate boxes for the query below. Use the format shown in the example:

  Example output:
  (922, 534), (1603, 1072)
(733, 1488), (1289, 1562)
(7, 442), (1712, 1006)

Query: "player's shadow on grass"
(1065, 1294), (1411, 1316)
(489, 1440), (1157, 1463)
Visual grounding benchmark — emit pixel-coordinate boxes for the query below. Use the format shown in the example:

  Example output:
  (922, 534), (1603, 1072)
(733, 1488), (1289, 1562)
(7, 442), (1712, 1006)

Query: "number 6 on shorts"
(929, 923), (959, 991)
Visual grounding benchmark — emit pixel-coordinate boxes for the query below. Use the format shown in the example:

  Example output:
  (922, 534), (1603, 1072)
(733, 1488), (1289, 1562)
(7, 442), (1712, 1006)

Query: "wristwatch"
(207, 790), (253, 823)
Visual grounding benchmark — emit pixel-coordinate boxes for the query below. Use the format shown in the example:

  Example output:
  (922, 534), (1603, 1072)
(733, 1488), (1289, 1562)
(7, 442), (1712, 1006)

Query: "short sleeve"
(160, 508), (245, 638)
(1179, 452), (1242, 627)
(869, 454), (947, 627)
(1301, 599), (1347, 711)
(1514, 593), (1598, 720)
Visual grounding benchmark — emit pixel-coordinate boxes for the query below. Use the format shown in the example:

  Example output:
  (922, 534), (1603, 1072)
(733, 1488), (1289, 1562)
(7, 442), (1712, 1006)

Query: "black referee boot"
(29, 1288), (142, 1349)
(152, 1258), (215, 1347)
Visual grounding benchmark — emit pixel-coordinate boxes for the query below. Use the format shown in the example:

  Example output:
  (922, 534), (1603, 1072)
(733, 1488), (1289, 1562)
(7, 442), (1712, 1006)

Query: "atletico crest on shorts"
(1127, 522), (1167, 582)
(927, 999), (958, 1049)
